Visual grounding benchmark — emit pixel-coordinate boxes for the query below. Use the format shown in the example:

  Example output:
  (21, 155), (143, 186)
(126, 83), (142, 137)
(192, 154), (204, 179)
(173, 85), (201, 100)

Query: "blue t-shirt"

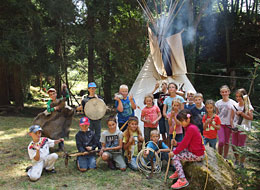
(115, 96), (135, 123)
(184, 103), (196, 110)
(163, 95), (185, 114)
(147, 141), (169, 150)
(191, 106), (206, 134)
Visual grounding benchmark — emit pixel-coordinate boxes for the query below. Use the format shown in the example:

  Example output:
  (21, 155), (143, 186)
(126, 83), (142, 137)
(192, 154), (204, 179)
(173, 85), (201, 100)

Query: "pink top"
(141, 105), (160, 128)
(167, 113), (183, 134)
(173, 124), (205, 156)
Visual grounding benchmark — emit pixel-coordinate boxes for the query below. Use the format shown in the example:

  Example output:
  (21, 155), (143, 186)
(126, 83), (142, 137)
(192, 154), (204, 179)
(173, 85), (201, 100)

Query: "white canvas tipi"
(129, 27), (196, 133)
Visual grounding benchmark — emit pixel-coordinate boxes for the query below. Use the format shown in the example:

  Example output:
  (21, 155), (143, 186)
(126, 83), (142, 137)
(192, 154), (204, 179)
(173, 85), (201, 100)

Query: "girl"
(168, 99), (183, 142)
(230, 89), (253, 167)
(202, 100), (221, 149)
(141, 94), (161, 143)
(99, 116), (126, 171)
(163, 83), (185, 144)
(215, 85), (236, 159)
(169, 109), (205, 189)
(123, 116), (144, 171)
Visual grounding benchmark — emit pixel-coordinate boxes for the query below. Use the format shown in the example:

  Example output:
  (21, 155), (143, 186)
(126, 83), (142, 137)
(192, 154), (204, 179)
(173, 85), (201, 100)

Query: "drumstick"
(120, 120), (128, 131)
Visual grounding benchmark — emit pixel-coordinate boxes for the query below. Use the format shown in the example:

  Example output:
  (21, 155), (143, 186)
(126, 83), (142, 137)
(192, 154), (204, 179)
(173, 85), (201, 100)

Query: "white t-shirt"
(28, 137), (55, 163)
(215, 99), (236, 125)
(100, 129), (123, 153)
(232, 103), (254, 131)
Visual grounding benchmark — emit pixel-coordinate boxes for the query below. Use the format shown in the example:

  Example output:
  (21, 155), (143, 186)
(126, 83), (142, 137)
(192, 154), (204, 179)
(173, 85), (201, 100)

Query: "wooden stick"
(120, 120), (128, 131)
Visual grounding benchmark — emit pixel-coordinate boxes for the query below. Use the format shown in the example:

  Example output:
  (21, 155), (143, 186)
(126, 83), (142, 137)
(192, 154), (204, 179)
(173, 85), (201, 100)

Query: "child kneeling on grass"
(144, 130), (171, 163)
(169, 109), (205, 189)
(75, 117), (98, 172)
(27, 125), (64, 181)
(123, 116), (144, 170)
(99, 116), (126, 171)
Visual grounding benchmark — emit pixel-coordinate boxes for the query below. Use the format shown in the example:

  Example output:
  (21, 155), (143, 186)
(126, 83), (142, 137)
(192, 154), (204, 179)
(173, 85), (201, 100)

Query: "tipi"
(130, 1), (196, 133)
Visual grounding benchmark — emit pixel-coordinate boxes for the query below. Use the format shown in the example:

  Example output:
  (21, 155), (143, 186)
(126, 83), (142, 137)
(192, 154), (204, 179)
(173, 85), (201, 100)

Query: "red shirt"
(173, 124), (205, 156)
(141, 105), (160, 128)
(202, 115), (221, 139)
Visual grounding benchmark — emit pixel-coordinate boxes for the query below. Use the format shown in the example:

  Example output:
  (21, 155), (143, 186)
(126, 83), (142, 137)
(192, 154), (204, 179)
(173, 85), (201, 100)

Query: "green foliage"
(233, 112), (260, 190)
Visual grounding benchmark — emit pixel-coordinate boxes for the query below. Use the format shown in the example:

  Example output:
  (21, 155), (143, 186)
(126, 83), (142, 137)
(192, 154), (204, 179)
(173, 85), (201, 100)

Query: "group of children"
(26, 82), (253, 189)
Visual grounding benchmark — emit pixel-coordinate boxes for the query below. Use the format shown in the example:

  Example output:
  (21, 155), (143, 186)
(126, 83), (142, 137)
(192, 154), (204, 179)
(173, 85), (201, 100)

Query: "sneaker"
(107, 160), (116, 170)
(45, 169), (56, 173)
(25, 166), (32, 172)
(169, 171), (178, 180)
(171, 178), (189, 189)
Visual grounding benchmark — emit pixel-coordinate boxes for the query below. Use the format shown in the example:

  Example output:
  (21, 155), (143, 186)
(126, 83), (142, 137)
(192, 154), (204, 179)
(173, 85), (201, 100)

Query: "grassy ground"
(0, 113), (174, 190)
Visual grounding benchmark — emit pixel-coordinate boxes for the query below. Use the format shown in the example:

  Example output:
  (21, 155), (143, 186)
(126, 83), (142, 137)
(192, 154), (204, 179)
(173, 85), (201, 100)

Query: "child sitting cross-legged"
(169, 109), (205, 189)
(27, 125), (64, 181)
(99, 116), (126, 171)
(144, 130), (171, 163)
(75, 117), (98, 172)
(123, 116), (144, 171)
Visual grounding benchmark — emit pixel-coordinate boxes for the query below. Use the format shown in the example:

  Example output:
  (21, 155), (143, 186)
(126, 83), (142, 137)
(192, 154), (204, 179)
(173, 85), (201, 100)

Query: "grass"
(0, 114), (173, 190)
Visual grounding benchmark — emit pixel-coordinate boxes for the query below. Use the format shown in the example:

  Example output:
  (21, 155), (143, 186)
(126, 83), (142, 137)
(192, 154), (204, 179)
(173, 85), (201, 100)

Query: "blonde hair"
(220, 85), (230, 92)
(119, 84), (128, 90)
(150, 129), (159, 137)
(194, 93), (203, 99)
(171, 98), (181, 106)
(143, 94), (154, 105)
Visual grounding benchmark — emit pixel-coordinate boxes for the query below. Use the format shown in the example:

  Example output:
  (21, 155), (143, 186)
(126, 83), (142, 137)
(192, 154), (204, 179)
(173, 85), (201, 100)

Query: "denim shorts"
(204, 138), (217, 149)
(77, 155), (96, 169)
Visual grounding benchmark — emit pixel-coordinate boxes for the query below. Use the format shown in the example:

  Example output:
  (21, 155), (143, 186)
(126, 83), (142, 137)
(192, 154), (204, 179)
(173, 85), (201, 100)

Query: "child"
(46, 88), (62, 114)
(144, 130), (171, 162)
(230, 88), (253, 167)
(152, 82), (169, 144)
(141, 94), (161, 143)
(99, 116), (126, 171)
(75, 117), (98, 172)
(191, 93), (206, 135)
(115, 84), (137, 132)
(215, 85), (236, 159)
(202, 100), (221, 149)
(27, 125), (64, 181)
(123, 116), (144, 170)
(169, 109), (205, 189)
(168, 99), (183, 142)
(184, 90), (196, 110)
(80, 82), (103, 148)
(163, 83), (185, 143)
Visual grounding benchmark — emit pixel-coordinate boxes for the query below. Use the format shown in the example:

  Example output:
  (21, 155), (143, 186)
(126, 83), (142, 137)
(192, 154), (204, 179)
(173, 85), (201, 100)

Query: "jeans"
(89, 119), (101, 148)
(204, 138), (217, 149)
(77, 155), (96, 169)
(128, 156), (138, 171)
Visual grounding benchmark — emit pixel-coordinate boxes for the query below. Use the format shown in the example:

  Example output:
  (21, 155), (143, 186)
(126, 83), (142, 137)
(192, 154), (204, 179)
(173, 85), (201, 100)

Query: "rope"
(136, 141), (162, 173)
(186, 72), (252, 80)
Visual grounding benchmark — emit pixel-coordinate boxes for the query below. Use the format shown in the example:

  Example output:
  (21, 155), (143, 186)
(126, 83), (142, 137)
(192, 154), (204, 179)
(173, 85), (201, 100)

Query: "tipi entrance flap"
(148, 27), (167, 77)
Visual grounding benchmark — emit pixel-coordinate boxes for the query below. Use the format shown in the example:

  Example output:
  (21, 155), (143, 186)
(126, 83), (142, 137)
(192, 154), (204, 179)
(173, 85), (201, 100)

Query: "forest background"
(0, 0), (260, 110)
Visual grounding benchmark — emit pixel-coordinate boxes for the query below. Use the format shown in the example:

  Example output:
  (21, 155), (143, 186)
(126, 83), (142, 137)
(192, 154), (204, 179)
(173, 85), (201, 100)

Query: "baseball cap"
(47, 88), (56, 94)
(88, 82), (97, 88)
(79, 117), (90, 126)
(29, 125), (42, 133)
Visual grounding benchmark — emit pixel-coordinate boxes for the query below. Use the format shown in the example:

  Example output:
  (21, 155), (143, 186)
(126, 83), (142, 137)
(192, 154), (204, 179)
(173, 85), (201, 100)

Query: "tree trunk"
(55, 39), (62, 97)
(12, 65), (24, 108)
(0, 61), (10, 106)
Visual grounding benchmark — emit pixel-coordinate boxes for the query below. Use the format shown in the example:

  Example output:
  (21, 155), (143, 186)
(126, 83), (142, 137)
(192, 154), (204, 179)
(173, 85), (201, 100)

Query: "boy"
(151, 82), (169, 143)
(184, 90), (196, 110)
(191, 93), (206, 135)
(46, 88), (62, 114)
(27, 125), (64, 181)
(75, 117), (98, 172)
(80, 82), (103, 148)
(115, 84), (136, 132)
(144, 130), (171, 162)
(99, 116), (126, 171)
